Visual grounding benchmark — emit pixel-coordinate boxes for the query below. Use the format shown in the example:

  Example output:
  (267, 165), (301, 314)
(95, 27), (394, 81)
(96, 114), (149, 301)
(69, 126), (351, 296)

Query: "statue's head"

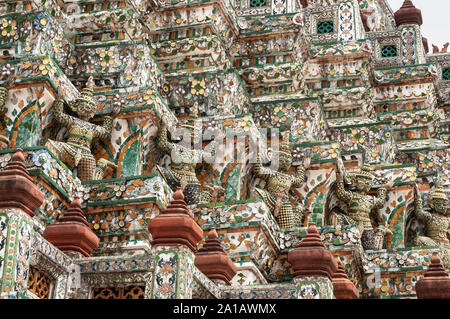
(352, 165), (374, 193)
(179, 102), (202, 146)
(429, 179), (448, 214)
(70, 77), (96, 120)
(275, 139), (292, 171)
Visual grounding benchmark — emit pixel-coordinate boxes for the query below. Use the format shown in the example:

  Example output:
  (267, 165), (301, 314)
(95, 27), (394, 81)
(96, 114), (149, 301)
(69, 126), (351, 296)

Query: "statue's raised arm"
(53, 97), (75, 128)
(0, 73), (14, 111)
(373, 180), (393, 209)
(94, 105), (120, 140)
(254, 153), (274, 181)
(413, 183), (432, 222)
(202, 131), (221, 164)
(335, 159), (353, 203)
(292, 157), (310, 188)
(156, 115), (174, 154)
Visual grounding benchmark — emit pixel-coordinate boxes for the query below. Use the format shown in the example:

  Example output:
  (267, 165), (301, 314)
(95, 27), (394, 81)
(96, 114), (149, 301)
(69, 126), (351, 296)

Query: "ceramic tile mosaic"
(0, 0), (448, 300)
(0, 209), (33, 296)
(221, 283), (297, 299)
(293, 276), (335, 299)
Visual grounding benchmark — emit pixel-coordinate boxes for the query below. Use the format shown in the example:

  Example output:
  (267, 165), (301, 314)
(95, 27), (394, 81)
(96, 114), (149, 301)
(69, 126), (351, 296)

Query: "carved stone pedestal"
(288, 223), (338, 299)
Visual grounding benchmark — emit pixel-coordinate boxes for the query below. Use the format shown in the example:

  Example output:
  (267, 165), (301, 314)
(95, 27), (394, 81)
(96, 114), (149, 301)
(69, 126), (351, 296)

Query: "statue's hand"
(255, 153), (262, 165)
(56, 85), (65, 100)
(159, 115), (168, 128)
(111, 105), (121, 117)
(336, 159), (344, 182)
(336, 170), (343, 182)
(414, 184), (421, 199)
(382, 180), (394, 190)
(213, 185), (225, 193)
(214, 130), (226, 142)
(3, 73), (15, 89)
(302, 157), (311, 169)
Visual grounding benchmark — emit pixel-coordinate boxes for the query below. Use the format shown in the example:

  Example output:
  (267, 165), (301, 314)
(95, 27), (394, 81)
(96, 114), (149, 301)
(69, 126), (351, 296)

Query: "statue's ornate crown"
(179, 102), (202, 139)
(75, 76), (95, 106)
(181, 114), (200, 131)
(277, 138), (292, 158)
(354, 164), (374, 180)
(430, 177), (447, 200)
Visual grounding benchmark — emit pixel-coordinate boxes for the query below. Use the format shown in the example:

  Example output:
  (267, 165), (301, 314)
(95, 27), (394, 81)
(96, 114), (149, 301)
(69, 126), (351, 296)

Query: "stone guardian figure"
(155, 104), (220, 205)
(253, 139), (310, 229)
(413, 181), (449, 269)
(331, 160), (393, 250)
(45, 77), (119, 181)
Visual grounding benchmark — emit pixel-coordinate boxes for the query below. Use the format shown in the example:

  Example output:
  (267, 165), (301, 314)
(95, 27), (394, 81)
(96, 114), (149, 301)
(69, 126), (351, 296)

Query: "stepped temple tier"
(0, 0), (448, 300)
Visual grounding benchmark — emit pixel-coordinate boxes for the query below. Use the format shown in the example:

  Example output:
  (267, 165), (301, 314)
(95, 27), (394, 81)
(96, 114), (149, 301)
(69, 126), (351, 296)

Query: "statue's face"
(355, 176), (372, 193)
(278, 155), (292, 171)
(76, 100), (96, 119)
(430, 197), (448, 214)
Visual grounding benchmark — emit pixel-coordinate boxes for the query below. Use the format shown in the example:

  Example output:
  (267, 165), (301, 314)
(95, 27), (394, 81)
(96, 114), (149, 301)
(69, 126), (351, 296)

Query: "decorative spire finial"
(394, 0), (423, 27)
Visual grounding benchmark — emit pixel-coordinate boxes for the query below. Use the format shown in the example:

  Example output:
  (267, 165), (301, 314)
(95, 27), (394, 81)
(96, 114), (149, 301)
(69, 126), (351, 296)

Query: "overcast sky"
(387, 0), (449, 50)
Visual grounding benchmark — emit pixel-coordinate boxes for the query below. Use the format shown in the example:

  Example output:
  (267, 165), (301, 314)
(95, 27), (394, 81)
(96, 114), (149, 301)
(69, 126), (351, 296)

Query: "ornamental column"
(148, 188), (203, 298)
(0, 149), (44, 298)
(288, 223), (338, 299)
(394, 0), (426, 65)
(337, 0), (365, 42)
(415, 252), (450, 299)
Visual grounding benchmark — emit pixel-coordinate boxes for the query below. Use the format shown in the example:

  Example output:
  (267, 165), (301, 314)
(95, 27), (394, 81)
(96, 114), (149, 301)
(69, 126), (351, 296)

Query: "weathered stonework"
(0, 0), (448, 300)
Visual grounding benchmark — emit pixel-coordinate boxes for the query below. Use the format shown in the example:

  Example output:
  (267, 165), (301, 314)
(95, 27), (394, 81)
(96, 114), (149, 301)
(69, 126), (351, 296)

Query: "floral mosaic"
(166, 70), (250, 116)
(221, 284), (297, 299)
(0, 0), (448, 301)
(294, 276), (334, 299)
(361, 247), (441, 273)
(311, 40), (372, 58)
(84, 174), (172, 207)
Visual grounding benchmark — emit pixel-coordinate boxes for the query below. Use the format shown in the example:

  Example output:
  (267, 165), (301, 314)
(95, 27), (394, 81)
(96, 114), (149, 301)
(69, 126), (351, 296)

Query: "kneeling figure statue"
(413, 181), (449, 269)
(330, 161), (393, 250)
(155, 107), (220, 205)
(45, 77), (119, 181)
(253, 140), (310, 229)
